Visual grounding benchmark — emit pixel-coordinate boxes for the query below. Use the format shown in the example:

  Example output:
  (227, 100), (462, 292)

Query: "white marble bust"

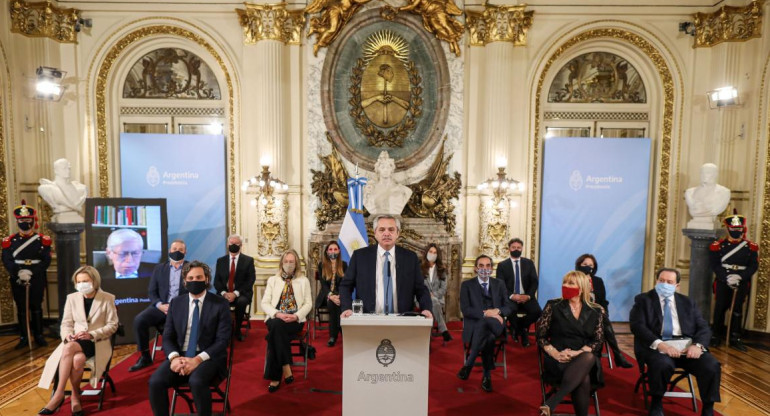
(363, 151), (413, 216)
(38, 158), (88, 223)
(684, 163), (730, 230)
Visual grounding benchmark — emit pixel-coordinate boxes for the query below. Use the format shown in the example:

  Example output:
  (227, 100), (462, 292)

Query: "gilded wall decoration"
(310, 133), (350, 230)
(479, 198), (510, 259)
(467, 4), (533, 46)
(548, 52), (647, 104)
(0, 64), (11, 323)
(236, 3), (305, 45)
(257, 196), (289, 256)
(398, 0), (465, 56)
(9, 0), (80, 43)
(321, 9), (450, 171)
(122, 48), (221, 99)
(403, 138), (462, 233)
(694, 0), (764, 48)
(755, 53), (770, 329)
(533, 27), (675, 274)
(306, 0), (372, 56)
(349, 30), (423, 147)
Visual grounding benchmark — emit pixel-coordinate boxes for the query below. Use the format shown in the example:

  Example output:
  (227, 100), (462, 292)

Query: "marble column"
(47, 222), (84, 321)
(682, 228), (723, 320)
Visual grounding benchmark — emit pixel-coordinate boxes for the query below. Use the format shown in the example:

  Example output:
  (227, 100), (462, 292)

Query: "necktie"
(186, 299), (200, 357)
(482, 282), (489, 296)
(384, 252), (393, 314)
(662, 297), (673, 341)
(228, 256), (235, 292)
(514, 260), (521, 295)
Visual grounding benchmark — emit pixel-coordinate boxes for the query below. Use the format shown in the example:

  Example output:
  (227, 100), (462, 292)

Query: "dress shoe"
(38, 398), (64, 415)
(520, 334), (531, 348)
(128, 355), (153, 372)
(730, 338), (748, 352)
(268, 381), (281, 393)
(457, 365), (472, 380)
(71, 404), (84, 416)
(34, 335), (48, 348)
(442, 331), (453, 342)
(614, 351), (634, 368)
(648, 400), (664, 416)
(14, 337), (28, 350)
(237, 333), (246, 342)
(701, 401), (714, 416)
(327, 337), (337, 347)
(284, 375), (295, 385)
(539, 405), (551, 416)
(481, 376), (492, 392)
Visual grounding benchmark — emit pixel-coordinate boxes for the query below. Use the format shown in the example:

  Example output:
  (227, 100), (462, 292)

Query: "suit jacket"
(163, 292), (232, 369)
(460, 277), (512, 344)
(339, 244), (432, 314)
(629, 289), (711, 363)
(315, 261), (347, 307)
(39, 290), (119, 389)
(147, 260), (189, 306)
(214, 253), (256, 299)
(424, 266), (448, 308)
(497, 257), (539, 299)
(591, 276), (608, 311)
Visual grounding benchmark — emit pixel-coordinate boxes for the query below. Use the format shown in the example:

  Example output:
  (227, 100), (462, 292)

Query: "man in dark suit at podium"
(213, 234), (255, 341)
(497, 237), (541, 347)
(340, 215), (433, 318)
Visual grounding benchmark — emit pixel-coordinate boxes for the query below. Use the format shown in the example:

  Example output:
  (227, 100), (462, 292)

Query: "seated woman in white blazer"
(260, 249), (312, 393)
(38, 265), (119, 416)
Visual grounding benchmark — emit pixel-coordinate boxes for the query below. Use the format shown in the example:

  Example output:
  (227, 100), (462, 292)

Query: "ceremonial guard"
(1, 200), (52, 349)
(709, 210), (758, 351)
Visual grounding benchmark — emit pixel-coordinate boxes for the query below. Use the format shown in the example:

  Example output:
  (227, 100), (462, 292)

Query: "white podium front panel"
(341, 315), (432, 416)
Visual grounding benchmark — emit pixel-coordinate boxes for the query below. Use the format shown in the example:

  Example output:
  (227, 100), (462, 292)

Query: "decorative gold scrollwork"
(693, 0), (764, 48)
(310, 133), (351, 230)
(306, 0), (372, 56)
(9, 0), (80, 43)
(467, 4), (534, 46)
(236, 3), (305, 45)
(398, 0), (465, 56)
(122, 48), (221, 99)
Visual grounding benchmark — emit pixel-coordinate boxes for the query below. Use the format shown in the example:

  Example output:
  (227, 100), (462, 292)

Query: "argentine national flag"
(338, 176), (368, 262)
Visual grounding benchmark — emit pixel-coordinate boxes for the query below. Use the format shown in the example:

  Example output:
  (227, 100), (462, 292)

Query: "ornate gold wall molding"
(306, 0), (371, 56)
(9, 0), (80, 43)
(0, 46), (12, 323)
(467, 4), (533, 46)
(753, 53), (770, 330)
(693, 0), (764, 48)
(94, 24), (237, 232)
(236, 3), (305, 45)
(532, 27), (675, 274)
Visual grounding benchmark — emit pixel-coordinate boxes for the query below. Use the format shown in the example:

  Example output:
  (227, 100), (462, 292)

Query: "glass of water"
(352, 299), (363, 315)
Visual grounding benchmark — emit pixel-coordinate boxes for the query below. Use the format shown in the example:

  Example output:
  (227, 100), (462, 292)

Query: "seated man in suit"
(213, 234), (255, 341)
(148, 261), (232, 416)
(457, 255), (511, 392)
(497, 237), (541, 347)
(340, 214), (433, 318)
(129, 239), (189, 372)
(630, 268), (721, 416)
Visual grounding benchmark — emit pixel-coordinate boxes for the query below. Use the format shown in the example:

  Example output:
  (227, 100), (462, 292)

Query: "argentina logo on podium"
(376, 339), (396, 367)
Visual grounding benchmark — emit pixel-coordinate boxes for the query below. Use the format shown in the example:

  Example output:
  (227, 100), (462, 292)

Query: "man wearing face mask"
(457, 255), (511, 392)
(149, 261), (232, 416)
(630, 268), (720, 416)
(2, 200), (52, 349)
(709, 211), (758, 351)
(214, 234), (256, 341)
(496, 238), (541, 347)
(129, 240), (190, 372)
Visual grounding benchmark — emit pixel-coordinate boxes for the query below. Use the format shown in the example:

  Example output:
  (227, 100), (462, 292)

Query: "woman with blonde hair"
(536, 271), (605, 416)
(315, 241), (347, 347)
(38, 266), (119, 416)
(261, 249), (313, 392)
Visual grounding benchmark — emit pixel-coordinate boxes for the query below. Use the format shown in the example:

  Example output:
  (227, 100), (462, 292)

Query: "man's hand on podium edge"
(342, 309), (353, 318)
(421, 310), (433, 319)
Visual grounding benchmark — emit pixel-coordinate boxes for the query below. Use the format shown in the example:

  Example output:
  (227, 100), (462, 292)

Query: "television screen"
(85, 197), (168, 344)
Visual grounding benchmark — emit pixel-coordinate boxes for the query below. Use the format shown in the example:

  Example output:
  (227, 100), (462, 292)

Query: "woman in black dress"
(315, 241), (347, 346)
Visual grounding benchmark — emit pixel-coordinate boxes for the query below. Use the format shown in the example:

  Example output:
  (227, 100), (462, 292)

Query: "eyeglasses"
(113, 250), (142, 260)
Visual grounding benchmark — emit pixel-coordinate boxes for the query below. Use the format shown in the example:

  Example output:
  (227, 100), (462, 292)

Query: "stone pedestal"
(47, 222), (84, 322)
(682, 228), (724, 320)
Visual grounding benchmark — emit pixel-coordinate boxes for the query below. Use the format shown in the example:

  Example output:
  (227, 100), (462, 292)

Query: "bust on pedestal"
(363, 151), (412, 216)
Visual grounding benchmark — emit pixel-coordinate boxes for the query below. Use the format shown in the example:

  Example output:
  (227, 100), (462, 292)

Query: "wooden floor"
(1, 324), (768, 415)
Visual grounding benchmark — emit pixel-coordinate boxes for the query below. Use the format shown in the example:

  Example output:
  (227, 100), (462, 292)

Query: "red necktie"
(228, 256), (236, 292)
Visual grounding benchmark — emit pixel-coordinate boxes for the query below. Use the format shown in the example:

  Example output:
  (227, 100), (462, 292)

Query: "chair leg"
(170, 389), (177, 415)
(687, 374), (698, 412)
(594, 391), (601, 416)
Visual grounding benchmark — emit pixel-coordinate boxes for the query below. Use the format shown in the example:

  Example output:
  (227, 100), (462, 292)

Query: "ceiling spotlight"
(35, 66), (66, 101)
(707, 86), (739, 109)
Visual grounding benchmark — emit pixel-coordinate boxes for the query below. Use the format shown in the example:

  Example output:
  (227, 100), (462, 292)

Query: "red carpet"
(75, 321), (716, 415)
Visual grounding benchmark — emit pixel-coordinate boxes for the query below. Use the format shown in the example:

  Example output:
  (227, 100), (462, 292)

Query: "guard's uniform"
(1, 201), (51, 348)
(709, 211), (758, 351)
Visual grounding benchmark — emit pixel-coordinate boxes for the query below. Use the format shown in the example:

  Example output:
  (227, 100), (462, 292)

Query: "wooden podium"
(341, 315), (432, 415)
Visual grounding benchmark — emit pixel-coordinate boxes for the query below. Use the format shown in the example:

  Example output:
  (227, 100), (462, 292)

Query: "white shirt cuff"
(198, 352), (210, 362)
(650, 339), (663, 350)
(234, 290), (240, 297)
(220, 291), (227, 296)
(168, 352), (180, 361)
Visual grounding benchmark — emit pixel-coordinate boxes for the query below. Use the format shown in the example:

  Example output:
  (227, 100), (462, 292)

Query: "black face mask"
(228, 244), (240, 254)
(578, 265), (594, 276)
(328, 253), (339, 260)
(18, 222), (33, 231)
(185, 280), (207, 295)
(169, 251), (185, 262)
(728, 229), (743, 239)
(510, 250), (522, 258)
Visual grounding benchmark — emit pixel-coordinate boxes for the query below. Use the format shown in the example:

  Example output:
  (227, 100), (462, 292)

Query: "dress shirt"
(222, 253), (240, 297)
(167, 262), (183, 303)
(375, 245), (398, 314)
(429, 265), (436, 284)
(650, 294), (682, 350)
(167, 292), (210, 362)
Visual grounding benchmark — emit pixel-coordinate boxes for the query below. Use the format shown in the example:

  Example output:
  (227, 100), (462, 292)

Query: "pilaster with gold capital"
(467, 4), (534, 47)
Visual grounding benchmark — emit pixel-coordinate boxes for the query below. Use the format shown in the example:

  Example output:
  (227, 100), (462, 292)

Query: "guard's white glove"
(726, 274), (742, 288)
(17, 269), (33, 284)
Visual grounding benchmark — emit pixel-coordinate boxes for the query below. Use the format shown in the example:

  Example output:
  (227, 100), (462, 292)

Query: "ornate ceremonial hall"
(1, 0), (770, 415)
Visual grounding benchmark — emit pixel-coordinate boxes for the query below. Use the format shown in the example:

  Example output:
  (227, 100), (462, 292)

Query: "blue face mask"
(655, 282), (676, 298)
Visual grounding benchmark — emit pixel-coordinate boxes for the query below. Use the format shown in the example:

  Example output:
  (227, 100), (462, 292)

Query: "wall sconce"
(476, 158), (524, 204)
(242, 164), (288, 206)
(707, 86), (740, 109)
(35, 66), (66, 101)
(679, 21), (696, 36)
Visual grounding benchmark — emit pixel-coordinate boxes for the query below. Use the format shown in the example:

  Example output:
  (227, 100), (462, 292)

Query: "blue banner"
(120, 133), (227, 269)
(539, 137), (651, 321)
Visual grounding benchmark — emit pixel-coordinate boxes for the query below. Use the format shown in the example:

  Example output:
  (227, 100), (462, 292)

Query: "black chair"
(461, 318), (508, 379)
(537, 346), (601, 416)
(170, 329), (235, 415)
(150, 323), (164, 361)
(600, 341), (614, 369)
(312, 305), (330, 340)
(633, 358), (697, 412)
(230, 302), (252, 340)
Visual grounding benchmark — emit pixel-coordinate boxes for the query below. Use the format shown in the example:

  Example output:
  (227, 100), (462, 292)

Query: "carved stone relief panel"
(548, 52), (646, 104)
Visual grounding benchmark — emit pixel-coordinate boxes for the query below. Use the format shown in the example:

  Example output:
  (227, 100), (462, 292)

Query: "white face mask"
(282, 263), (296, 275)
(426, 253), (437, 263)
(76, 282), (94, 295)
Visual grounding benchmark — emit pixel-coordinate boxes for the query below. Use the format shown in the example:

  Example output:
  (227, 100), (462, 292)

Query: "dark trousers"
(134, 305), (167, 355)
(323, 300), (341, 338)
(465, 317), (504, 371)
(11, 277), (45, 337)
(508, 298), (542, 334)
(712, 279), (749, 338)
(264, 319), (303, 381)
(642, 351), (721, 403)
(148, 358), (225, 416)
(230, 295), (250, 332)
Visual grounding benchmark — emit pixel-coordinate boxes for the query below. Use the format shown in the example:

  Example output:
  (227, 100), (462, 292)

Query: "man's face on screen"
(107, 239), (143, 276)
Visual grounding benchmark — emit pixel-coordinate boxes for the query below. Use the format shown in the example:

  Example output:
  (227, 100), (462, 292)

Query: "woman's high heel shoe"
(37, 397), (64, 415)
(268, 381), (281, 393)
(284, 375), (295, 385)
(538, 405), (551, 416)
